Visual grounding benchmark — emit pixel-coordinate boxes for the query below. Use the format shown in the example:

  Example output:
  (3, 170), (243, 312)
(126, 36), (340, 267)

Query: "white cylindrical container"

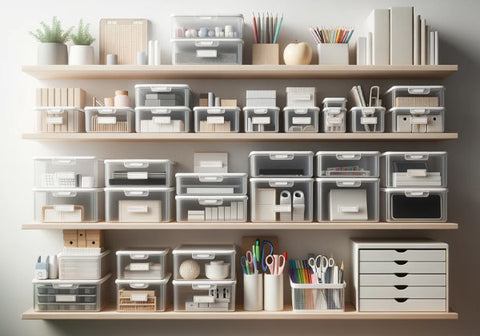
(244, 273), (263, 311)
(264, 274), (283, 311)
(68, 45), (94, 65)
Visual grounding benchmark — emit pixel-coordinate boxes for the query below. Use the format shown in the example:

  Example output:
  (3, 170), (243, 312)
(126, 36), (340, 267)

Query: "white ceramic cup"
(243, 273), (263, 311)
(264, 274), (283, 311)
(205, 260), (229, 280)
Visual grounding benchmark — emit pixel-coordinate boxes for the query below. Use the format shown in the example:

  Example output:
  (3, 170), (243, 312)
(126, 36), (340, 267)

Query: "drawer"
(384, 85), (445, 109)
(117, 248), (169, 280)
(359, 249), (446, 262)
(359, 298), (446, 312)
(359, 261), (446, 274)
(360, 286), (446, 299)
(386, 107), (445, 133)
(176, 195), (247, 222)
(360, 274), (446, 286)
(116, 276), (170, 312)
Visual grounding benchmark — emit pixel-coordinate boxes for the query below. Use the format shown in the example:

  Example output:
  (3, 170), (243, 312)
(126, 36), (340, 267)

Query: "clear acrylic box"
(243, 107), (279, 132)
(85, 107), (135, 133)
(384, 85), (445, 108)
(135, 84), (192, 108)
(194, 106), (240, 132)
(249, 151), (314, 178)
(387, 107), (445, 133)
(323, 107), (346, 133)
(172, 279), (236, 311)
(290, 280), (346, 311)
(58, 250), (110, 280)
(175, 195), (247, 222)
(349, 107), (385, 133)
(105, 159), (175, 187)
(283, 107), (320, 133)
(316, 151), (380, 178)
(35, 107), (85, 133)
(116, 275), (170, 312)
(176, 173), (247, 195)
(171, 15), (244, 39)
(135, 107), (191, 133)
(116, 248), (169, 280)
(172, 39), (243, 65)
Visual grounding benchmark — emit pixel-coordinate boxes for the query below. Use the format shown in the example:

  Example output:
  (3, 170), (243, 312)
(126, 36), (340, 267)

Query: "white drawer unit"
(194, 106), (240, 132)
(176, 195), (247, 222)
(387, 107), (445, 133)
(316, 151), (380, 178)
(349, 107), (385, 133)
(135, 84), (192, 108)
(58, 250), (110, 280)
(35, 107), (85, 133)
(85, 107), (135, 133)
(135, 107), (192, 133)
(243, 107), (279, 132)
(116, 275), (170, 312)
(322, 107), (347, 133)
(283, 107), (320, 132)
(249, 151), (314, 178)
(172, 279), (236, 311)
(116, 248), (169, 280)
(105, 159), (175, 187)
(172, 39), (243, 65)
(176, 173), (247, 195)
(384, 85), (445, 108)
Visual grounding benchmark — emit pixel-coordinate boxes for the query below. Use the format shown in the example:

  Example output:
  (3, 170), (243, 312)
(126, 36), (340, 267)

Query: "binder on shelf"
(390, 7), (413, 65)
(367, 9), (390, 65)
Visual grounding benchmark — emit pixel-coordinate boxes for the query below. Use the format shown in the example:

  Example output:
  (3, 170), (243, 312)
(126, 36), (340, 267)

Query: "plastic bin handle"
(338, 206), (359, 213)
(336, 153), (361, 160)
(98, 108), (116, 114)
(97, 116), (117, 124)
(52, 283), (79, 289)
(151, 108), (171, 115)
(404, 191), (430, 197)
(192, 284), (216, 290)
(124, 162), (149, 168)
(52, 191), (77, 197)
(151, 86), (172, 93)
(269, 181), (294, 187)
(195, 40), (220, 47)
(406, 169), (427, 177)
(336, 181), (361, 187)
(394, 298), (409, 303)
(199, 198), (223, 205)
(206, 108), (225, 114)
(52, 158), (76, 165)
(269, 153), (294, 160)
(129, 254), (148, 260)
(407, 88), (430, 95)
(192, 253), (215, 260)
(124, 190), (149, 197)
(410, 109), (428, 115)
(127, 206), (149, 213)
(129, 283), (148, 289)
(46, 108), (65, 114)
(127, 172), (148, 180)
(199, 175), (223, 182)
(253, 108), (268, 114)
(404, 154), (429, 160)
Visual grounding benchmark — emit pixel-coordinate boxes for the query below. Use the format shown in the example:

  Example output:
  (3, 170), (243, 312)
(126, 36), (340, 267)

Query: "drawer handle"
(395, 249), (407, 253)
(394, 285), (408, 290)
(394, 298), (409, 303)
(394, 260), (408, 265)
(394, 273), (408, 278)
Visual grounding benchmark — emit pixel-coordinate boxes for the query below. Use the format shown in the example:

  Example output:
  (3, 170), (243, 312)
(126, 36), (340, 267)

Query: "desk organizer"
(116, 248), (169, 280)
(252, 44), (279, 65)
(316, 151), (380, 178)
(116, 275), (170, 312)
(35, 107), (85, 133)
(194, 107), (240, 132)
(283, 107), (320, 132)
(33, 274), (111, 311)
(176, 173), (247, 195)
(176, 195), (247, 222)
(323, 107), (347, 133)
(85, 107), (135, 133)
(34, 156), (104, 188)
(286, 87), (316, 107)
(135, 84), (191, 108)
(317, 43), (349, 65)
(384, 85), (445, 108)
(387, 107), (445, 133)
(243, 107), (280, 132)
(105, 159), (175, 187)
(172, 15), (244, 39)
(249, 151), (314, 178)
(290, 280), (346, 311)
(349, 107), (385, 133)
(135, 107), (191, 132)
(172, 279), (236, 311)
(34, 188), (104, 222)
(58, 250), (110, 280)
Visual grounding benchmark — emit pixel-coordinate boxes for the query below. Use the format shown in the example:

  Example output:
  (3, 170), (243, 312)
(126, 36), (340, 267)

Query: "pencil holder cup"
(264, 274), (283, 311)
(317, 44), (349, 65)
(252, 44), (280, 65)
(243, 273), (263, 311)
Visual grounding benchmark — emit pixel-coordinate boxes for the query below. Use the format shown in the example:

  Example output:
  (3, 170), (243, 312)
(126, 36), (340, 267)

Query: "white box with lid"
(173, 279), (236, 311)
(172, 39), (243, 65)
(286, 87), (316, 107)
(194, 106), (240, 132)
(35, 107), (85, 133)
(176, 173), (247, 195)
(243, 107), (279, 132)
(58, 250), (110, 280)
(384, 85), (445, 108)
(249, 151), (314, 178)
(105, 159), (175, 187)
(349, 107), (385, 133)
(387, 107), (445, 133)
(283, 107), (320, 132)
(316, 151), (380, 178)
(116, 248), (169, 280)
(116, 276), (170, 312)
(176, 195), (247, 222)
(172, 15), (244, 39)
(135, 107), (191, 133)
(135, 84), (192, 108)
(290, 280), (346, 311)
(85, 107), (135, 133)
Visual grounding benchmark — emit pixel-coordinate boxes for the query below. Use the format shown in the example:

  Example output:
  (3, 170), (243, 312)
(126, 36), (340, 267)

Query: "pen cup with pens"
(310, 27), (353, 65)
(251, 12), (283, 65)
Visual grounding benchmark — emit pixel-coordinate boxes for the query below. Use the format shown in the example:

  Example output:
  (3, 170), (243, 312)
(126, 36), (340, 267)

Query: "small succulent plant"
(30, 16), (73, 44)
(70, 19), (95, 46)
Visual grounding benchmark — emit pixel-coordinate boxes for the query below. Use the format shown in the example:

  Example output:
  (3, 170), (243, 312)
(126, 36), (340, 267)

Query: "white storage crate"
(384, 85), (445, 108)
(249, 151), (314, 178)
(243, 107), (279, 132)
(349, 107), (385, 133)
(135, 84), (192, 108)
(176, 173), (247, 195)
(290, 280), (346, 311)
(172, 279), (236, 311)
(194, 106), (240, 132)
(387, 107), (445, 133)
(116, 275), (170, 312)
(116, 248), (169, 280)
(35, 107), (85, 133)
(176, 195), (247, 222)
(323, 107), (346, 133)
(85, 107), (135, 133)
(58, 250), (110, 280)
(135, 107), (191, 133)
(105, 159), (175, 187)
(283, 107), (320, 132)
(316, 151), (380, 178)
(172, 39), (243, 65)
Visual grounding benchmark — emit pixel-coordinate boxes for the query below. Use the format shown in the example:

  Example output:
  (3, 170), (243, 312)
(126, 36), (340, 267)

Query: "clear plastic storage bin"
(250, 178), (314, 222)
(34, 156), (104, 188)
(316, 151), (380, 178)
(58, 250), (110, 280)
(116, 275), (170, 312)
(33, 274), (111, 311)
(387, 107), (445, 133)
(176, 195), (247, 222)
(173, 280), (236, 311)
(349, 107), (385, 133)
(323, 107), (347, 133)
(382, 152), (447, 188)
(116, 248), (169, 280)
(135, 107), (191, 133)
(249, 151), (314, 178)
(323, 98), (347, 109)
(105, 187), (174, 222)
(135, 84), (192, 108)
(283, 107), (320, 132)
(384, 85), (445, 108)
(290, 280), (346, 311)
(173, 245), (236, 281)
(243, 107), (279, 132)
(382, 188), (448, 222)
(316, 178), (379, 222)
(105, 160), (175, 187)
(35, 107), (85, 133)
(172, 15), (244, 39)
(172, 39), (243, 65)
(176, 173), (247, 195)
(34, 188), (104, 222)
(194, 106), (240, 132)
(85, 107), (135, 133)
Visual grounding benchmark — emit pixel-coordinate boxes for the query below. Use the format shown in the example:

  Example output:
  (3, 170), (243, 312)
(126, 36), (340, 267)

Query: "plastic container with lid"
(105, 159), (175, 187)
(135, 84), (192, 108)
(194, 106), (240, 132)
(114, 90), (130, 108)
(283, 107), (320, 132)
(85, 107), (135, 133)
(176, 173), (247, 195)
(384, 85), (445, 109)
(316, 151), (380, 178)
(172, 279), (236, 311)
(172, 39), (243, 65)
(116, 248), (169, 280)
(243, 107), (279, 132)
(349, 107), (385, 133)
(176, 195), (248, 222)
(171, 15), (244, 39)
(58, 250), (110, 280)
(249, 151), (314, 178)
(35, 107), (85, 133)
(116, 275), (170, 312)
(135, 107), (192, 133)
(386, 107), (445, 133)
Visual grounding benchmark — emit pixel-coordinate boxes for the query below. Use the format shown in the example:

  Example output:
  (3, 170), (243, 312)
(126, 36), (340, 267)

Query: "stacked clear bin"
(85, 107), (135, 133)
(194, 106), (240, 132)
(316, 152), (380, 222)
(284, 87), (320, 132)
(172, 245), (237, 311)
(35, 106), (85, 133)
(104, 160), (175, 222)
(116, 248), (170, 312)
(381, 152), (448, 222)
(348, 107), (385, 133)
(249, 151), (314, 222)
(322, 98), (347, 133)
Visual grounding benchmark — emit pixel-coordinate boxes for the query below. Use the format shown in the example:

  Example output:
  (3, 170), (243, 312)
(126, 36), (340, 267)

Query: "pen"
(255, 239), (260, 263)
(273, 14), (283, 44)
(252, 13), (258, 43)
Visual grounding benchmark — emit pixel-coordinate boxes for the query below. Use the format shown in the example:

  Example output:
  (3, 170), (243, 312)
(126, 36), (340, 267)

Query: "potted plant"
(69, 19), (95, 65)
(30, 16), (73, 65)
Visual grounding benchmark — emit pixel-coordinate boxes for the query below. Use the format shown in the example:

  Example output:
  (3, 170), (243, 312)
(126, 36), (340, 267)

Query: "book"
(390, 7), (413, 65)
(356, 37), (367, 65)
(420, 19), (427, 65)
(367, 9), (390, 65)
(429, 31), (435, 65)
(434, 31), (439, 65)
(413, 14), (421, 65)
(366, 32), (373, 65)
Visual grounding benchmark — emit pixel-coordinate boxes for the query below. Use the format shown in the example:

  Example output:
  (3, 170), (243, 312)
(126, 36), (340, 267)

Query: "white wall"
(0, 0), (479, 335)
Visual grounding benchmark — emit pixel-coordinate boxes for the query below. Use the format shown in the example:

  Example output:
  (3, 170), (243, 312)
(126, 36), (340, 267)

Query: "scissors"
(241, 251), (255, 275)
(260, 240), (274, 272)
(308, 255), (335, 283)
(265, 254), (286, 275)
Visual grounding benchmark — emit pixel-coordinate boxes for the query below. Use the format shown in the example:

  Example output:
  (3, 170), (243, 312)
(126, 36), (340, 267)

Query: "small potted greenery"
(69, 19), (96, 65)
(30, 16), (73, 65)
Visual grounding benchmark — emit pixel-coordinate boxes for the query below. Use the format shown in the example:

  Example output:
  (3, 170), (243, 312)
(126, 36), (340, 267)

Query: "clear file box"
(58, 250), (110, 280)
(172, 39), (243, 65)
(382, 152), (447, 188)
(34, 188), (104, 222)
(243, 107), (280, 132)
(105, 187), (174, 222)
(249, 151), (314, 178)
(34, 156), (104, 188)
(85, 107), (135, 133)
(290, 280), (346, 311)
(176, 173), (247, 195)
(135, 107), (192, 133)
(387, 107), (445, 133)
(105, 159), (175, 187)
(323, 98), (347, 109)
(135, 84), (192, 108)
(194, 106), (240, 132)
(250, 178), (314, 222)
(323, 107), (347, 133)
(384, 85), (445, 108)
(33, 274), (111, 311)
(382, 188), (448, 222)
(349, 107), (385, 133)
(172, 279), (236, 311)
(35, 107), (85, 133)
(316, 178), (379, 222)
(116, 275), (170, 312)
(116, 248), (169, 280)
(286, 87), (317, 107)
(176, 195), (247, 222)
(172, 15), (244, 39)
(316, 151), (380, 178)
(283, 107), (320, 132)
(173, 245), (236, 281)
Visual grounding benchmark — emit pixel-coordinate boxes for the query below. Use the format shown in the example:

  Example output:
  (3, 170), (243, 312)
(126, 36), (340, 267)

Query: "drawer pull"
(394, 260), (408, 265)
(394, 273), (408, 278)
(394, 285), (408, 290)
(395, 249), (407, 253)
(394, 298), (409, 303)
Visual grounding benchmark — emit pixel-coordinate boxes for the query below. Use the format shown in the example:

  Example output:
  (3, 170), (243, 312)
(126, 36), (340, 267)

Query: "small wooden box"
(252, 44), (280, 65)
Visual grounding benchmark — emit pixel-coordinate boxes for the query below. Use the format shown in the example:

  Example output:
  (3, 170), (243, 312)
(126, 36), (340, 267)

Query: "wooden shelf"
(22, 132), (459, 142)
(22, 221), (458, 230)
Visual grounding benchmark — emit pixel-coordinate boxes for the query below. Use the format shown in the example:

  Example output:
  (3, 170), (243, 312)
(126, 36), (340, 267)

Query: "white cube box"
(105, 159), (175, 187)
(135, 107), (191, 133)
(349, 107), (385, 133)
(34, 188), (104, 222)
(250, 178), (314, 222)
(290, 280), (346, 311)
(116, 275), (170, 312)
(286, 87), (316, 107)
(176, 195), (247, 222)
(172, 39), (243, 65)
(194, 106), (240, 132)
(34, 156), (104, 188)
(171, 15), (244, 39)
(58, 250), (110, 280)
(176, 173), (247, 195)
(249, 151), (314, 178)
(382, 188), (448, 222)
(283, 107), (320, 132)
(35, 107), (85, 133)
(85, 107), (135, 133)
(135, 84), (192, 108)
(173, 245), (236, 281)
(323, 107), (347, 133)
(173, 279), (236, 311)
(384, 85), (445, 109)
(382, 152), (447, 188)
(105, 187), (174, 222)
(316, 178), (379, 222)
(316, 151), (380, 178)
(323, 98), (347, 109)
(387, 107), (445, 133)
(246, 90), (276, 107)
(117, 248), (169, 280)
(243, 107), (279, 132)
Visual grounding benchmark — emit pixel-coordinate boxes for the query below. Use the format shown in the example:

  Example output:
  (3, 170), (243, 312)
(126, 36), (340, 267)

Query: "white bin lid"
(172, 244), (236, 255)
(33, 273), (111, 284)
(116, 248), (169, 256)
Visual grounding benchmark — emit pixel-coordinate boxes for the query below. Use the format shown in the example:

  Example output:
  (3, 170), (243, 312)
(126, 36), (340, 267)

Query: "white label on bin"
(411, 117), (428, 125)
(292, 117), (311, 125)
(361, 117), (378, 125)
(56, 295), (76, 302)
(127, 172), (148, 180)
(252, 117), (270, 125)
(200, 160), (222, 168)
(339, 206), (359, 213)
(46, 117), (64, 125)
(130, 293), (148, 302)
(129, 263), (150, 271)
(292, 94), (312, 101)
(207, 116), (225, 124)
(196, 49), (218, 58)
(153, 116), (171, 124)
(54, 204), (75, 212)
(127, 206), (149, 213)
(97, 116), (117, 124)
(327, 117), (342, 125)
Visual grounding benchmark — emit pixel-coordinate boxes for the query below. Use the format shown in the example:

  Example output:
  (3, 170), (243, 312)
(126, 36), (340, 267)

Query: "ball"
(179, 259), (200, 280)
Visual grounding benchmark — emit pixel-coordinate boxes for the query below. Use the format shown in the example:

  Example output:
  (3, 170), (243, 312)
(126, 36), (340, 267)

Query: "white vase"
(68, 45), (94, 65)
(37, 43), (68, 65)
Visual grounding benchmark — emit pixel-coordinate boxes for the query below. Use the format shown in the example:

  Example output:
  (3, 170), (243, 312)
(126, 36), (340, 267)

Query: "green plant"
(70, 19), (95, 46)
(30, 16), (73, 44)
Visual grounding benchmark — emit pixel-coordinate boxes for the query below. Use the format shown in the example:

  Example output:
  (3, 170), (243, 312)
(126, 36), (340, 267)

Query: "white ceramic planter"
(37, 43), (68, 65)
(69, 45), (94, 65)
